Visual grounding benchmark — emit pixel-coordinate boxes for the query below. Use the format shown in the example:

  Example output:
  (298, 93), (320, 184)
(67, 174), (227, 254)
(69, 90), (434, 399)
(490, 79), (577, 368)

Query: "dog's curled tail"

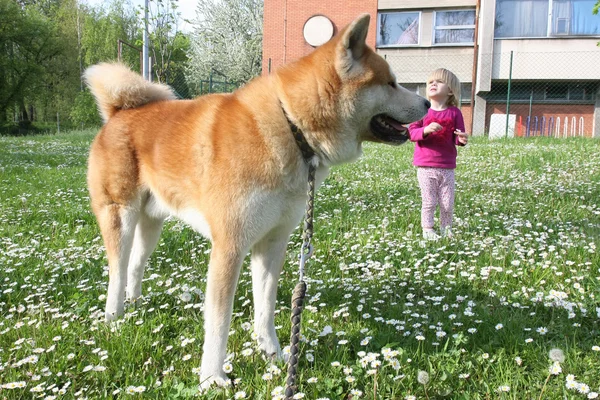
(84, 62), (176, 123)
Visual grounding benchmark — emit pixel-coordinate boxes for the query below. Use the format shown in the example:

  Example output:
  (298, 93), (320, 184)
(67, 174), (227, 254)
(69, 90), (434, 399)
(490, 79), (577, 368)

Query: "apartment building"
(262, 0), (600, 137)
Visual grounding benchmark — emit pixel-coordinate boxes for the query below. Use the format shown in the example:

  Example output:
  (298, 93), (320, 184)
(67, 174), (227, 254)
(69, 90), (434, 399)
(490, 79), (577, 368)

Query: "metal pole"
(142, 0), (149, 80)
(528, 89), (533, 135)
(505, 51), (513, 138)
(528, 90), (533, 117)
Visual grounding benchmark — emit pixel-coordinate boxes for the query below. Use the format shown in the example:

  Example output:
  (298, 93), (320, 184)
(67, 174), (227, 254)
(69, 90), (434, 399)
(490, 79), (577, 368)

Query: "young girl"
(408, 68), (469, 240)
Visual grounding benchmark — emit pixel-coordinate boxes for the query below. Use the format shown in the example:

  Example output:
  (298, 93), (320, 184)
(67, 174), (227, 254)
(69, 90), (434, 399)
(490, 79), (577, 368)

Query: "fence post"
(57, 112), (60, 134)
(528, 89), (533, 129)
(209, 72), (213, 94)
(505, 51), (513, 138)
(540, 117), (545, 137)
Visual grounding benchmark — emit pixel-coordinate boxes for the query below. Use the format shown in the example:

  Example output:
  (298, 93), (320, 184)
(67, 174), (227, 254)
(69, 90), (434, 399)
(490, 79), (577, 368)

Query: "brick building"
(262, 0), (600, 137)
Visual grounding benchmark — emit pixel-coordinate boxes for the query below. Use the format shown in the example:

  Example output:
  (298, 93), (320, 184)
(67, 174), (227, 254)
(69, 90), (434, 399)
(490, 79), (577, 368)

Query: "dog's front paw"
(257, 336), (284, 361)
(199, 373), (231, 393)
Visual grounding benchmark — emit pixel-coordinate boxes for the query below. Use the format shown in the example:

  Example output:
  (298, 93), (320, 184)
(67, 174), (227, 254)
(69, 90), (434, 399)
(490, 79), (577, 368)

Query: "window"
(495, 0), (549, 37)
(434, 10), (476, 44)
(377, 12), (420, 46)
(495, 0), (600, 38)
(552, 0), (600, 35)
(546, 83), (569, 99)
(460, 83), (473, 103)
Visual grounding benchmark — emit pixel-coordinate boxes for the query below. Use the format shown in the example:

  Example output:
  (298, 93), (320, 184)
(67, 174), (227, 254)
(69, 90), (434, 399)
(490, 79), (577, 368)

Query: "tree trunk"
(19, 100), (29, 121)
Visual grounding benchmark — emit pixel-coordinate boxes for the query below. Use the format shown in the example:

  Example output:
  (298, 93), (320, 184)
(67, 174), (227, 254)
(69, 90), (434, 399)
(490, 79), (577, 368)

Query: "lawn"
(0, 131), (599, 399)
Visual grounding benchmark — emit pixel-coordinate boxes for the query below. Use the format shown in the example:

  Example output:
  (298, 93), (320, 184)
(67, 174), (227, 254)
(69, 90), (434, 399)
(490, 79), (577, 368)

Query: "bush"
(70, 90), (101, 127)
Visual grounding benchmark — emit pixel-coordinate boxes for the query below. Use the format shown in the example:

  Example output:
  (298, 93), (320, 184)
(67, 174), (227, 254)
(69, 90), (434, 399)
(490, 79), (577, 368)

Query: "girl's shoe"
(441, 227), (453, 238)
(423, 229), (440, 241)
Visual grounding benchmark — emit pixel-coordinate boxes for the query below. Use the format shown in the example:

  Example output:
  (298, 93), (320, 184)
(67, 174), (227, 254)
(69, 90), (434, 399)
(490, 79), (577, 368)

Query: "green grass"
(0, 131), (599, 399)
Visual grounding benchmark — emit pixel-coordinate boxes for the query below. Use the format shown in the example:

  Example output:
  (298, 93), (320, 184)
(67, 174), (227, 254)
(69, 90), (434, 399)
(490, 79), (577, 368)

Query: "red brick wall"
(486, 104), (595, 137)
(262, 0), (378, 75)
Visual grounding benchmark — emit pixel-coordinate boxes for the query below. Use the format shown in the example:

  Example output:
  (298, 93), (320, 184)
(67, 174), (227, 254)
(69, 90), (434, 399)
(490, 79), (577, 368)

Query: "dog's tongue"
(383, 116), (407, 132)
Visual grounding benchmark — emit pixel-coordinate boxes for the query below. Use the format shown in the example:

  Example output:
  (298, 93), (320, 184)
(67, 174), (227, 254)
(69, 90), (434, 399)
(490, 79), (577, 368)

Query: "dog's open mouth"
(370, 114), (410, 145)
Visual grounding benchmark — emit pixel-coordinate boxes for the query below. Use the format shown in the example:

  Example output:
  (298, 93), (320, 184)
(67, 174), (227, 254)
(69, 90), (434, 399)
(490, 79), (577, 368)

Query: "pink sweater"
(408, 106), (466, 169)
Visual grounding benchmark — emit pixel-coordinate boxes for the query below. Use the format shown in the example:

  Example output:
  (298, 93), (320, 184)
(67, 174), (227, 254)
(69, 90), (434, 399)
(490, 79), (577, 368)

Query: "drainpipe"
(470, 0), (481, 134)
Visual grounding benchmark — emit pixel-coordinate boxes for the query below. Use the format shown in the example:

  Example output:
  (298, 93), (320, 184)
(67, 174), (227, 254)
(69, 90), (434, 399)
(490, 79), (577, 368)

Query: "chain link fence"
(164, 71), (240, 99)
(386, 50), (600, 138)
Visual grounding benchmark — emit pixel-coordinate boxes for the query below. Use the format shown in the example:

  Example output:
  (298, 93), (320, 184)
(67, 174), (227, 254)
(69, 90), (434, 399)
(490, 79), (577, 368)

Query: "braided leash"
(284, 162), (317, 400)
(280, 103), (317, 399)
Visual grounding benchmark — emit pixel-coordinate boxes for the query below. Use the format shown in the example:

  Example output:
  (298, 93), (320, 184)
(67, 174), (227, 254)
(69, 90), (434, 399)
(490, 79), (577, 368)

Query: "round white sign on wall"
(303, 15), (334, 47)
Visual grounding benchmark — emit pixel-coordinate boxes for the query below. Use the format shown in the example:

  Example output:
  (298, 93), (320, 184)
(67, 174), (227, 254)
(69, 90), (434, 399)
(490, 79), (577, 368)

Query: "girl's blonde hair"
(427, 68), (460, 107)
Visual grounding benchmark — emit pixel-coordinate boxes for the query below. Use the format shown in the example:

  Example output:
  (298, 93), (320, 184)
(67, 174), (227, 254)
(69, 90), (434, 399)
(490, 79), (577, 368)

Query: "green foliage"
(145, 0), (189, 84)
(0, 0), (192, 131)
(80, 1), (141, 68)
(0, 0), (65, 120)
(70, 90), (101, 128)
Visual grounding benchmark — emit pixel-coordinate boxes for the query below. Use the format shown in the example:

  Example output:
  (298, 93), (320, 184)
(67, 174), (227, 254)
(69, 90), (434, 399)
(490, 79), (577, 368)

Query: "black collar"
(281, 103), (316, 163)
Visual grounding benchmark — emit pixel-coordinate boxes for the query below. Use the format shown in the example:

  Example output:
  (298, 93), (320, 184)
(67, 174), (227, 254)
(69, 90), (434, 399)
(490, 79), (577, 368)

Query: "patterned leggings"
(417, 167), (455, 230)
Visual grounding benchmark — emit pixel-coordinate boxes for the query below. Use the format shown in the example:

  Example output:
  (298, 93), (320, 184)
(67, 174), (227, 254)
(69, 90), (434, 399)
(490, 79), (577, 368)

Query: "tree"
(186, 0), (263, 94)
(144, 0), (189, 84)
(0, 0), (65, 122)
(80, 1), (140, 68)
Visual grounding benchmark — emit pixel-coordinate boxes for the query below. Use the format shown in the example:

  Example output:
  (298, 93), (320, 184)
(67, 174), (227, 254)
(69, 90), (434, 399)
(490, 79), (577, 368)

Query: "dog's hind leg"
(126, 212), (164, 304)
(95, 204), (139, 321)
(250, 228), (291, 360)
(199, 242), (246, 390)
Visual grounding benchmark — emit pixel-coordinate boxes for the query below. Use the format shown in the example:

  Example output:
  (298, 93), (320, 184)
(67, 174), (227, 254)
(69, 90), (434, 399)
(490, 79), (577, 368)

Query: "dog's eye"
(388, 81), (397, 89)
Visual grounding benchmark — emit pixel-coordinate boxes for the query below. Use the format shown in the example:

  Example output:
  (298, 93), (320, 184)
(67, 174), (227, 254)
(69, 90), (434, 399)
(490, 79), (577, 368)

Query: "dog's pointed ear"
(341, 14), (370, 60)
(336, 14), (371, 76)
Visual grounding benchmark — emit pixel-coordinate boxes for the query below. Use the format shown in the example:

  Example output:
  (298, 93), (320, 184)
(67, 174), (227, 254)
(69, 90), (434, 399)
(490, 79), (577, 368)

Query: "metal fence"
(165, 72), (240, 99)
(385, 50), (600, 138)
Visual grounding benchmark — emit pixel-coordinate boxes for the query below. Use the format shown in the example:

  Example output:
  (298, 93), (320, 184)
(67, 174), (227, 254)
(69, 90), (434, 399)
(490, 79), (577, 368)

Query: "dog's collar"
(281, 103), (316, 164)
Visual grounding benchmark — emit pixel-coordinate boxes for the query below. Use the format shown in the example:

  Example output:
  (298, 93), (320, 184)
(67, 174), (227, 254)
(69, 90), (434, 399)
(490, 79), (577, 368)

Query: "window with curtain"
(433, 10), (476, 44)
(377, 12), (420, 46)
(495, 0), (549, 37)
(552, 0), (600, 35)
(495, 0), (600, 37)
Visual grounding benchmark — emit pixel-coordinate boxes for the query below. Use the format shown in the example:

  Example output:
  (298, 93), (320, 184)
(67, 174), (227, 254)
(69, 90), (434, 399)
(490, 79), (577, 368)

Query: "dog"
(84, 13), (429, 390)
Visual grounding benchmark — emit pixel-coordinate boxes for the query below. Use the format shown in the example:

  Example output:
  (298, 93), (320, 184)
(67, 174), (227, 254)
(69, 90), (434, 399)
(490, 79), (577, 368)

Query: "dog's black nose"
(424, 99), (431, 109)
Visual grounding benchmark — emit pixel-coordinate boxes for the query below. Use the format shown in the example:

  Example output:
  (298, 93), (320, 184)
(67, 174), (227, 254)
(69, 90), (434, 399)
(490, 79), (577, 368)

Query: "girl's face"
(427, 78), (453, 101)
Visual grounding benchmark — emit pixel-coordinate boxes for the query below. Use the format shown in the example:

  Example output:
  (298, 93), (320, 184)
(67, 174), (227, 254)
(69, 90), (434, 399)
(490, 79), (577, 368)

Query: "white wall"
(491, 40), (600, 80)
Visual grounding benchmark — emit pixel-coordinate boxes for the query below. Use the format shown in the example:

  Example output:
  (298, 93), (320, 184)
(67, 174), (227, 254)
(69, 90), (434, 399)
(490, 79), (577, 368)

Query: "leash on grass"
(284, 160), (317, 399)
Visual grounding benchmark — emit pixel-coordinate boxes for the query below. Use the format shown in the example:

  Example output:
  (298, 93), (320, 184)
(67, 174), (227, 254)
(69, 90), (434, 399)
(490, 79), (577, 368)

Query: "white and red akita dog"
(84, 14), (429, 390)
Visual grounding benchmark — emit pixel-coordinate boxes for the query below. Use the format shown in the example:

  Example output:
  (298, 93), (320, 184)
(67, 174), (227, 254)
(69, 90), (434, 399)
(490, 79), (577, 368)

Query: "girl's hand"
(455, 130), (469, 144)
(424, 122), (443, 136)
